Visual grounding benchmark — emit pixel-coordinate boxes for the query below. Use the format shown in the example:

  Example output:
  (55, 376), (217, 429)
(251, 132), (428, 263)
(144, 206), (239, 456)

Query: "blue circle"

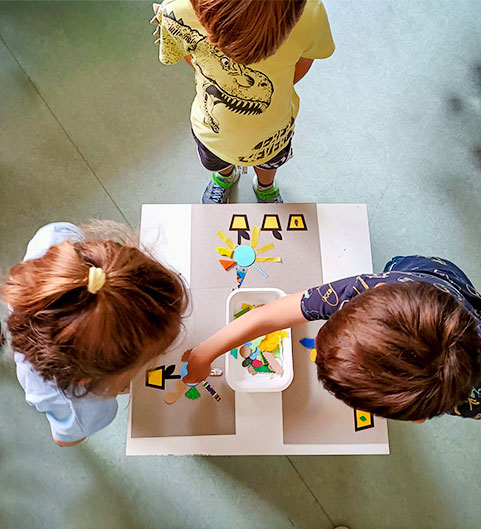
(234, 245), (256, 267)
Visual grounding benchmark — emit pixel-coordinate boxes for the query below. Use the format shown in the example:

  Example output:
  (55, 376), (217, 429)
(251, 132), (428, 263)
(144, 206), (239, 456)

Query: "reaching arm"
(183, 291), (306, 383)
(294, 58), (314, 84)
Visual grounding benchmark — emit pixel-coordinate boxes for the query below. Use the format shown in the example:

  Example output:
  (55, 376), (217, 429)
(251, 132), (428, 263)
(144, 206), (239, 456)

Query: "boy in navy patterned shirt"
(185, 256), (481, 421)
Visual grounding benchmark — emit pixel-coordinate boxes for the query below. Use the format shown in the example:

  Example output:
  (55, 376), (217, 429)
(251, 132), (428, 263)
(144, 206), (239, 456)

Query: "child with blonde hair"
(2, 222), (188, 446)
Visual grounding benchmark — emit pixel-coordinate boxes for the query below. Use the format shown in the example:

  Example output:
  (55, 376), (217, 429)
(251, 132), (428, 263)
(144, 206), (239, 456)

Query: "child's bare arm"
(294, 58), (314, 84)
(184, 291), (307, 383)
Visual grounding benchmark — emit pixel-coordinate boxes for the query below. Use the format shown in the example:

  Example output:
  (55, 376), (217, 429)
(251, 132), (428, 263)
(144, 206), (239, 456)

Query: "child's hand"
(182, 348), (212, 384)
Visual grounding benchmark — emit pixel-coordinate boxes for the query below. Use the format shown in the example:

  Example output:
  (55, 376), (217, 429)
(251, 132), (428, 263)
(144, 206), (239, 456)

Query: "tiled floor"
(1, 2), (480, 528)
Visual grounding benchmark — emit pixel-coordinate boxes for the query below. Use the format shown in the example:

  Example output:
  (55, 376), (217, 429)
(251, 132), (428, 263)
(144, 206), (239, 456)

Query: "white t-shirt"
(13, 223), (118, 443)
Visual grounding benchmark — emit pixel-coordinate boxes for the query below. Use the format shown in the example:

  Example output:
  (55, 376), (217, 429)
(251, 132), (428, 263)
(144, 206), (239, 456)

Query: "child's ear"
(374, 282), (387, 288)
(78, 377), (92, 386)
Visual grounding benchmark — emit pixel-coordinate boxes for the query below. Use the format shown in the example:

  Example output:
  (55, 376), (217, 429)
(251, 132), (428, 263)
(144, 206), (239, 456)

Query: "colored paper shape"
(236, 268), (247, 288)
(230, 214), (249, 231)
(241, 303), (255, 310)
(250, 226), (261, 249)
(287, 213), (308, 231)
(234, 306), (251, 318)
(145, 364), (181, 390)
(219, 259), (236, 271)
(261, 214), (281, 231)
(252, 359), (263, 368)
(252, 264), (268, 278)
(234, 245), (256, 267)
(300, 337), (316, 349)
(255, 257), (282, 263)
(216, 247), (233, 257)
(310, 349), (317, 362)
(255, 243), (275, 254)
(185, 386), (201, 400)
(180, 363), (188, 379)
(231, 348), (238, 359)
(354, 409), (374, 431)
(216, 230), (236, 250)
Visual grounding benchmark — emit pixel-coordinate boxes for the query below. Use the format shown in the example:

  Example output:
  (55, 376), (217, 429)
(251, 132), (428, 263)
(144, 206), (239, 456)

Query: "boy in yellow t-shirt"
(151, 0), (335, 203)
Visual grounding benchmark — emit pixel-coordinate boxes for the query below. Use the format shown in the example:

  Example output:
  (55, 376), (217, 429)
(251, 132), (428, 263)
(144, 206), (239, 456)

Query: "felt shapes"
(260, 331), (287, 352)
(239, 345), (252, 358)
(219, 259), (236, 271)
(216, 247), (233, 257)
(216, 224), (281, 287)
(250, 336), (265, 349)
(165, 380), (187, 404)
(231, 348), (238, 359)
(185, 386), (201, 400)
(262, 352), (284, 376)
(354, 409), (374, 431)
(300, 338), (315, 348)
(300, 338), (317, 363)
(202, 381), (221, 401)
(234, 246), (256, 267)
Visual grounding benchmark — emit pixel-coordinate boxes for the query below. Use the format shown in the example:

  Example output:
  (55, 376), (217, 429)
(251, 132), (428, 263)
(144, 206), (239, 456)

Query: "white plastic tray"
(225, 288), (293, 393)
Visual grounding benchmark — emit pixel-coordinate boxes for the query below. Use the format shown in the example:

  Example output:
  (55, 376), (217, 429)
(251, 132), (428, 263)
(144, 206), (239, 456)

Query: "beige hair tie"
(88, 267), (106, 294)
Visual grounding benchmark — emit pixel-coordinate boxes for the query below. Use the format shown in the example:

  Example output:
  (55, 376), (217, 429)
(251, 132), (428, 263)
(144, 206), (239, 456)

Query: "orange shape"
(219, 259), (236, 271)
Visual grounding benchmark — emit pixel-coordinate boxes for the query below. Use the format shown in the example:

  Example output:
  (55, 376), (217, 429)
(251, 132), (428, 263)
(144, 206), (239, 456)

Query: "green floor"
(1, 2), (480, 528)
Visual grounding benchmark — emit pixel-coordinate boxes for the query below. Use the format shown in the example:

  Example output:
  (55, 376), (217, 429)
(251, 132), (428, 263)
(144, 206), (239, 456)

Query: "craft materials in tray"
(225, 288), (293, 392)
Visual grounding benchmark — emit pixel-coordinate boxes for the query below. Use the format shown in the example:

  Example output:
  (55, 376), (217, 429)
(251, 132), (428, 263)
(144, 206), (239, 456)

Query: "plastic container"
(225, 288), (294, 393)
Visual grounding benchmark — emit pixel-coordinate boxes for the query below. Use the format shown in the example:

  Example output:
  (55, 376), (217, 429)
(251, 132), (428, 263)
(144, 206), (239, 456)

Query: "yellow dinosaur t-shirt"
(156, 0), (334, 166)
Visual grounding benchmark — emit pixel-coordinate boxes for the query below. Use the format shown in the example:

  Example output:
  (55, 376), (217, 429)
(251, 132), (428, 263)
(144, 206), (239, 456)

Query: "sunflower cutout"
(216, 226), (281, 287)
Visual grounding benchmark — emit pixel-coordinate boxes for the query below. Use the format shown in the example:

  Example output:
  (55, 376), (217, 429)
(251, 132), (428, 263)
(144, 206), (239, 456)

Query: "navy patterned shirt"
(300, 255), (481, 419)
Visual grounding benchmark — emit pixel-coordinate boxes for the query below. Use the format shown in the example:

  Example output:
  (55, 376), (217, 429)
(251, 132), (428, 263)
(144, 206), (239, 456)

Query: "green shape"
(251, 336), (265, 349)
(185, 386), (200, 399)
(253, 365), (274, 373)
(360, 415), (367, 422)
(234, 306), (251, 318)
(231, 348), (238, 359)
(272, 346), (281, 358)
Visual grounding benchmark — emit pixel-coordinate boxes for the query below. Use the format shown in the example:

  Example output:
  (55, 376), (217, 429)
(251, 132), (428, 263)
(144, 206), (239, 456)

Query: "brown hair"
(190, 0), (307, 64)
(315, 282), (481, 420)
(3, 237), (188, 396)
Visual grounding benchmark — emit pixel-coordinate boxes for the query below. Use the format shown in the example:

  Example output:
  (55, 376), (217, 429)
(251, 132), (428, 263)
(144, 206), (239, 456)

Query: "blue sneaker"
(201, 167), (240, 204)
(252, 175), (283, 203)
